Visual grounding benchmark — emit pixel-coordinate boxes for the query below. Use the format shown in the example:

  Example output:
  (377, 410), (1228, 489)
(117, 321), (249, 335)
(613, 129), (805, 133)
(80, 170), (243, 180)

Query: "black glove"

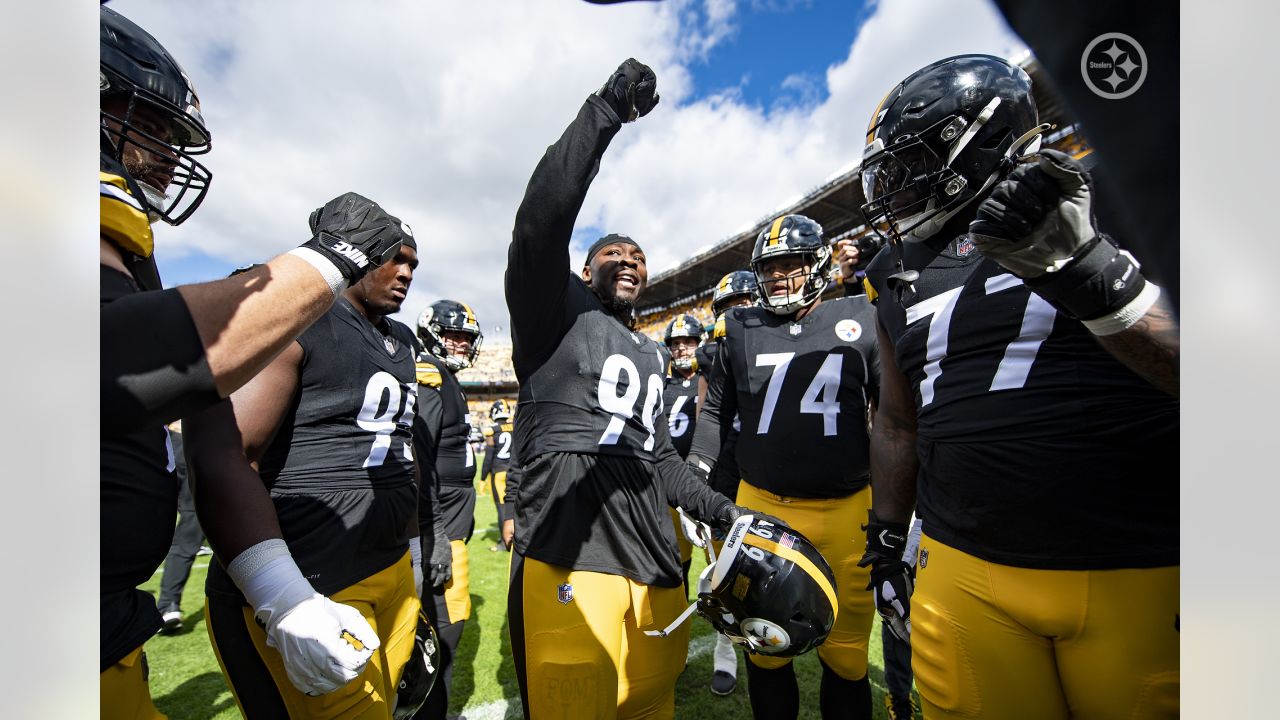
(299, 192), (407, 283)
(858, 510), (913, 642)
(597, 58), (660, 122)
(425, 524), (453, 591)
(715, 503), (788, 536)
(969, 150), (1152, 326)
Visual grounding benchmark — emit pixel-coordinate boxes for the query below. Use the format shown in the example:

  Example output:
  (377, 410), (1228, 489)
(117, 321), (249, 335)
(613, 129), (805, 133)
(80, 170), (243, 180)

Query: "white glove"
(228, 539), (380, 696)
(409, 537), (424, 598)
(676, 507), (706, 549)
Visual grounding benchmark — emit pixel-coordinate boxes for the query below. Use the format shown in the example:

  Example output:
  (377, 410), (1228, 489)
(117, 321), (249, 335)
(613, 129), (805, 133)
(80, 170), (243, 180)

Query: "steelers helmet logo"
(834, 319), (862, 342)
(741, 618), (791, 654)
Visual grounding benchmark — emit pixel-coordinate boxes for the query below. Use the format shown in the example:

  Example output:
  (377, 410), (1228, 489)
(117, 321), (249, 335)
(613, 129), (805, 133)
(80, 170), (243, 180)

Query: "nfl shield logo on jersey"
(557, 583), (574, 604)
(955, 237), (975, 257)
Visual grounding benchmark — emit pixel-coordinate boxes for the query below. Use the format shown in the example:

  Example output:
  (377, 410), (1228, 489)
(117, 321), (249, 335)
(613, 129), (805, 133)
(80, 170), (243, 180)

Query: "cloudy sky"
(110, 0), (1025, 340)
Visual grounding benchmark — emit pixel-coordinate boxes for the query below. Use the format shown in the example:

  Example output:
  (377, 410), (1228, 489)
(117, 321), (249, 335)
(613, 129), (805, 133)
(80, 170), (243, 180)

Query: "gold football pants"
(100, 646), (166, 720)
(736, 481), (874, 680)
(912, 534), (1179, 720)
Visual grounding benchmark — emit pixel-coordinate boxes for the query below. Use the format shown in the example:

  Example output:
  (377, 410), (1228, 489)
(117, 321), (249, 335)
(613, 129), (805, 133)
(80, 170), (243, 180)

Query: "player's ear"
(581, 264), (592, 283)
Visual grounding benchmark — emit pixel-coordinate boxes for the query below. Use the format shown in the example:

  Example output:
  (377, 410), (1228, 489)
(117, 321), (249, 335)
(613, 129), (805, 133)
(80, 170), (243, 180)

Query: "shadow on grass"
(154, 671), (236, 720)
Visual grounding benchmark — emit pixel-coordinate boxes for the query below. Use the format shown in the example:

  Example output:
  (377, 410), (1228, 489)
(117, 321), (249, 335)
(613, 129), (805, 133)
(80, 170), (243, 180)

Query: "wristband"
(1081, 281), (1161, 336)
(226, 538), (316, 625)
(287, 247), (349, 297)
(1024, 236), (1146, 321)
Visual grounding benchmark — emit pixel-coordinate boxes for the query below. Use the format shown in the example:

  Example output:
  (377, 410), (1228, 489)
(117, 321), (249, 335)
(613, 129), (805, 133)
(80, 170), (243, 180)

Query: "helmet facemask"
(417, 302), (484, 372)
(100, 66), (212, 226)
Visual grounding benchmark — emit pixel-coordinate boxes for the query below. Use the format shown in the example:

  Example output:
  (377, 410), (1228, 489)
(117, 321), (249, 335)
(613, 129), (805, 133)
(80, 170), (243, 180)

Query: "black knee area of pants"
(412, 620), (464, 720)
(745, 662), (799, 719)
(681, 558), (692, 600)
(819, 658), (870, 720)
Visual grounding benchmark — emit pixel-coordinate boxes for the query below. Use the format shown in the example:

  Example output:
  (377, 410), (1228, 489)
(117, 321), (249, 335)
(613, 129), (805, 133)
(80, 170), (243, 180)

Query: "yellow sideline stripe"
(741, 533), (838, 615)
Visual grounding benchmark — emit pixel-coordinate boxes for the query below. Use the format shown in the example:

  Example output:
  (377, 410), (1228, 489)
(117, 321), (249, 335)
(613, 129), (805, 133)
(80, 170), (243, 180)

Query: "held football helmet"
(392, 610), (441, 719)
(100, 6), (212, 226)
(711, 270), (760, 316)
(697, 514), (837, 657)
(750, 215), (832, 316)
(417, 300), (484, 372)
(860, 54), (1045, 249)
(490, 399), (513, 422)
(663, 314), (704, 373)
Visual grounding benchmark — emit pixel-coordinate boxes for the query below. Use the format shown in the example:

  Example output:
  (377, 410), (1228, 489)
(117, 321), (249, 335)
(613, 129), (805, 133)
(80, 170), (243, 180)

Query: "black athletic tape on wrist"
(1024, 235), (1146, 320)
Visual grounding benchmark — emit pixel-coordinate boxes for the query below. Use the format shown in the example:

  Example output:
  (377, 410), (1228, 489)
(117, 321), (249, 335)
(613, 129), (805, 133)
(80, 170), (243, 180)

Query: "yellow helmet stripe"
(742, 533), (838, 617)
(867, 87), (893, 144)
(767, 216), (786, 247)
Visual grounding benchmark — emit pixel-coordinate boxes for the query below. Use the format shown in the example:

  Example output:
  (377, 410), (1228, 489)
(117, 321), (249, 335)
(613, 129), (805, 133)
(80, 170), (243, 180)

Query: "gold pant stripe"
(444, 539), (471, 622)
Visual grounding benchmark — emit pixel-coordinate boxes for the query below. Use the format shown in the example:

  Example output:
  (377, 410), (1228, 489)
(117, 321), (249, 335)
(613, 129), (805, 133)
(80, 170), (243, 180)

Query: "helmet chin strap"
(644, 521), (716, 639)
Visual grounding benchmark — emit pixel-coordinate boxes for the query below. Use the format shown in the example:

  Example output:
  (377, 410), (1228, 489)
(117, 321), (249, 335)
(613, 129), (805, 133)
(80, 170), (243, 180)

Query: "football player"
(688, 214), (880, 720)
(184, 213), (422, 717)
(858, 55), (1178, 720)
(479, 399), (517, 551)
(100, 7), (408, 434)
(99, 9), (407, 718)
(694, 270), (760, 697)
(505, 59), (750, 719)
(662, 314), (706, 594)
(411, 299), (484, 720)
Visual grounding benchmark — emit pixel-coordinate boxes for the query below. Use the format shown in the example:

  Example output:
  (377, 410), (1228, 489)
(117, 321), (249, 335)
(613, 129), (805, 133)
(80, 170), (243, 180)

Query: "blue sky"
(115, 0), (1024, 338)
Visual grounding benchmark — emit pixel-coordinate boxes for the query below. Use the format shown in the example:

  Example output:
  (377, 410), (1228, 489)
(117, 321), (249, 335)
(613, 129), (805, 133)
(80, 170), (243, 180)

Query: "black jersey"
(693, 337), (742, 498)
(484, 421), (516, 475)
(694, 342), (717, 378)
(413, 355), (475, 487)
(662, 373), (700, 459)
(690, 297), (880, 499)
(504, 94), (731, 587)
(101, 264), (180, 670)
(208, 299), (419, 600)
(864, 234), (1178, 569)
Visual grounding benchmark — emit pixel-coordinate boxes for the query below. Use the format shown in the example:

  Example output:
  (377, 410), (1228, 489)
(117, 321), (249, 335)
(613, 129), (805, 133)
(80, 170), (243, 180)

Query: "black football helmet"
(750, 215), (832, 316)
(664, 314), (704, 373)
(392, 610), (441, 719)
(696, 514), (838, 657)
(100, 6), (212, 226)
(490, 398), (513, 422)
(417, 300), (483, 372)
(860, 54), (1044, 248)
(711, 270), (760, 316)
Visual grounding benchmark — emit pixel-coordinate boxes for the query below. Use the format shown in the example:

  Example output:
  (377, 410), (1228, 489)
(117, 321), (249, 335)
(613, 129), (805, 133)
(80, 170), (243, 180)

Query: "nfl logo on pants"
(557, 583), (574, 604)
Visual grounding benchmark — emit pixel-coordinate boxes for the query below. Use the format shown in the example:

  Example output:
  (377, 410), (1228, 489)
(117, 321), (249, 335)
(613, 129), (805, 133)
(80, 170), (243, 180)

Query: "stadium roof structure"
(636, 57), (1076, 317)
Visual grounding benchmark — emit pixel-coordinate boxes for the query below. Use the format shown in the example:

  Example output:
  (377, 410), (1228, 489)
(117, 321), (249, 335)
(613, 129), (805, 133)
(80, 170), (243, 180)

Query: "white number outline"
(668, 395), (692, 438)
(597, 353), (664, 450)
(356, 371), (416, 467)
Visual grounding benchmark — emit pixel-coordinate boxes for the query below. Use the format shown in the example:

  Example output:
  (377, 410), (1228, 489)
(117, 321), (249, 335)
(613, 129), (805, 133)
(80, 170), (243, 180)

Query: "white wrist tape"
(287, 247), (349, 297)
(226, 538), (316, 625)
(1083, 282), (1161, 336)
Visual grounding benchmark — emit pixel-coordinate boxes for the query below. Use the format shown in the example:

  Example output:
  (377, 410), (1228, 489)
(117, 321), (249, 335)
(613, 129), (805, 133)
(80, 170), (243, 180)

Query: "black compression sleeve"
(506, 95), (622, 371)
(102, 287), (218, 435)
(688, 339), (734, 463)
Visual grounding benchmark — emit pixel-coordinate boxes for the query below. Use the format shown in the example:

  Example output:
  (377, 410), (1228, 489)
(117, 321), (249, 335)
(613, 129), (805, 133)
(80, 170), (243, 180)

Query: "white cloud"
(110, 0), (1023, 339)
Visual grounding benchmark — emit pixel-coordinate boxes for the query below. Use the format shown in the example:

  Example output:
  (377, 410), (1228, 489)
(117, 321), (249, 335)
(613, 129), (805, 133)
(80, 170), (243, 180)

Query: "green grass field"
(138, 456), (919, 718)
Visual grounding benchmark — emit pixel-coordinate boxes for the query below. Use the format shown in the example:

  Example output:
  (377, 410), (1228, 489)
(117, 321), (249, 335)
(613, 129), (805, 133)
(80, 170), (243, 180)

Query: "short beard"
(600, 295), (635, 326)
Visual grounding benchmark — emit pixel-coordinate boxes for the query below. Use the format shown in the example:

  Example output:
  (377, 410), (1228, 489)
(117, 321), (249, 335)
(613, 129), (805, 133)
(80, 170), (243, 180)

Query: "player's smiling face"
(759, 255), (809, 298)
(584, 242), (648, 304)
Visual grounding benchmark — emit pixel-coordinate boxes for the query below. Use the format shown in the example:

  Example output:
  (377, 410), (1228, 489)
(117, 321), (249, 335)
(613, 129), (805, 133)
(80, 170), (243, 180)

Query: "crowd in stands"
(635, 296), (715, 342)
